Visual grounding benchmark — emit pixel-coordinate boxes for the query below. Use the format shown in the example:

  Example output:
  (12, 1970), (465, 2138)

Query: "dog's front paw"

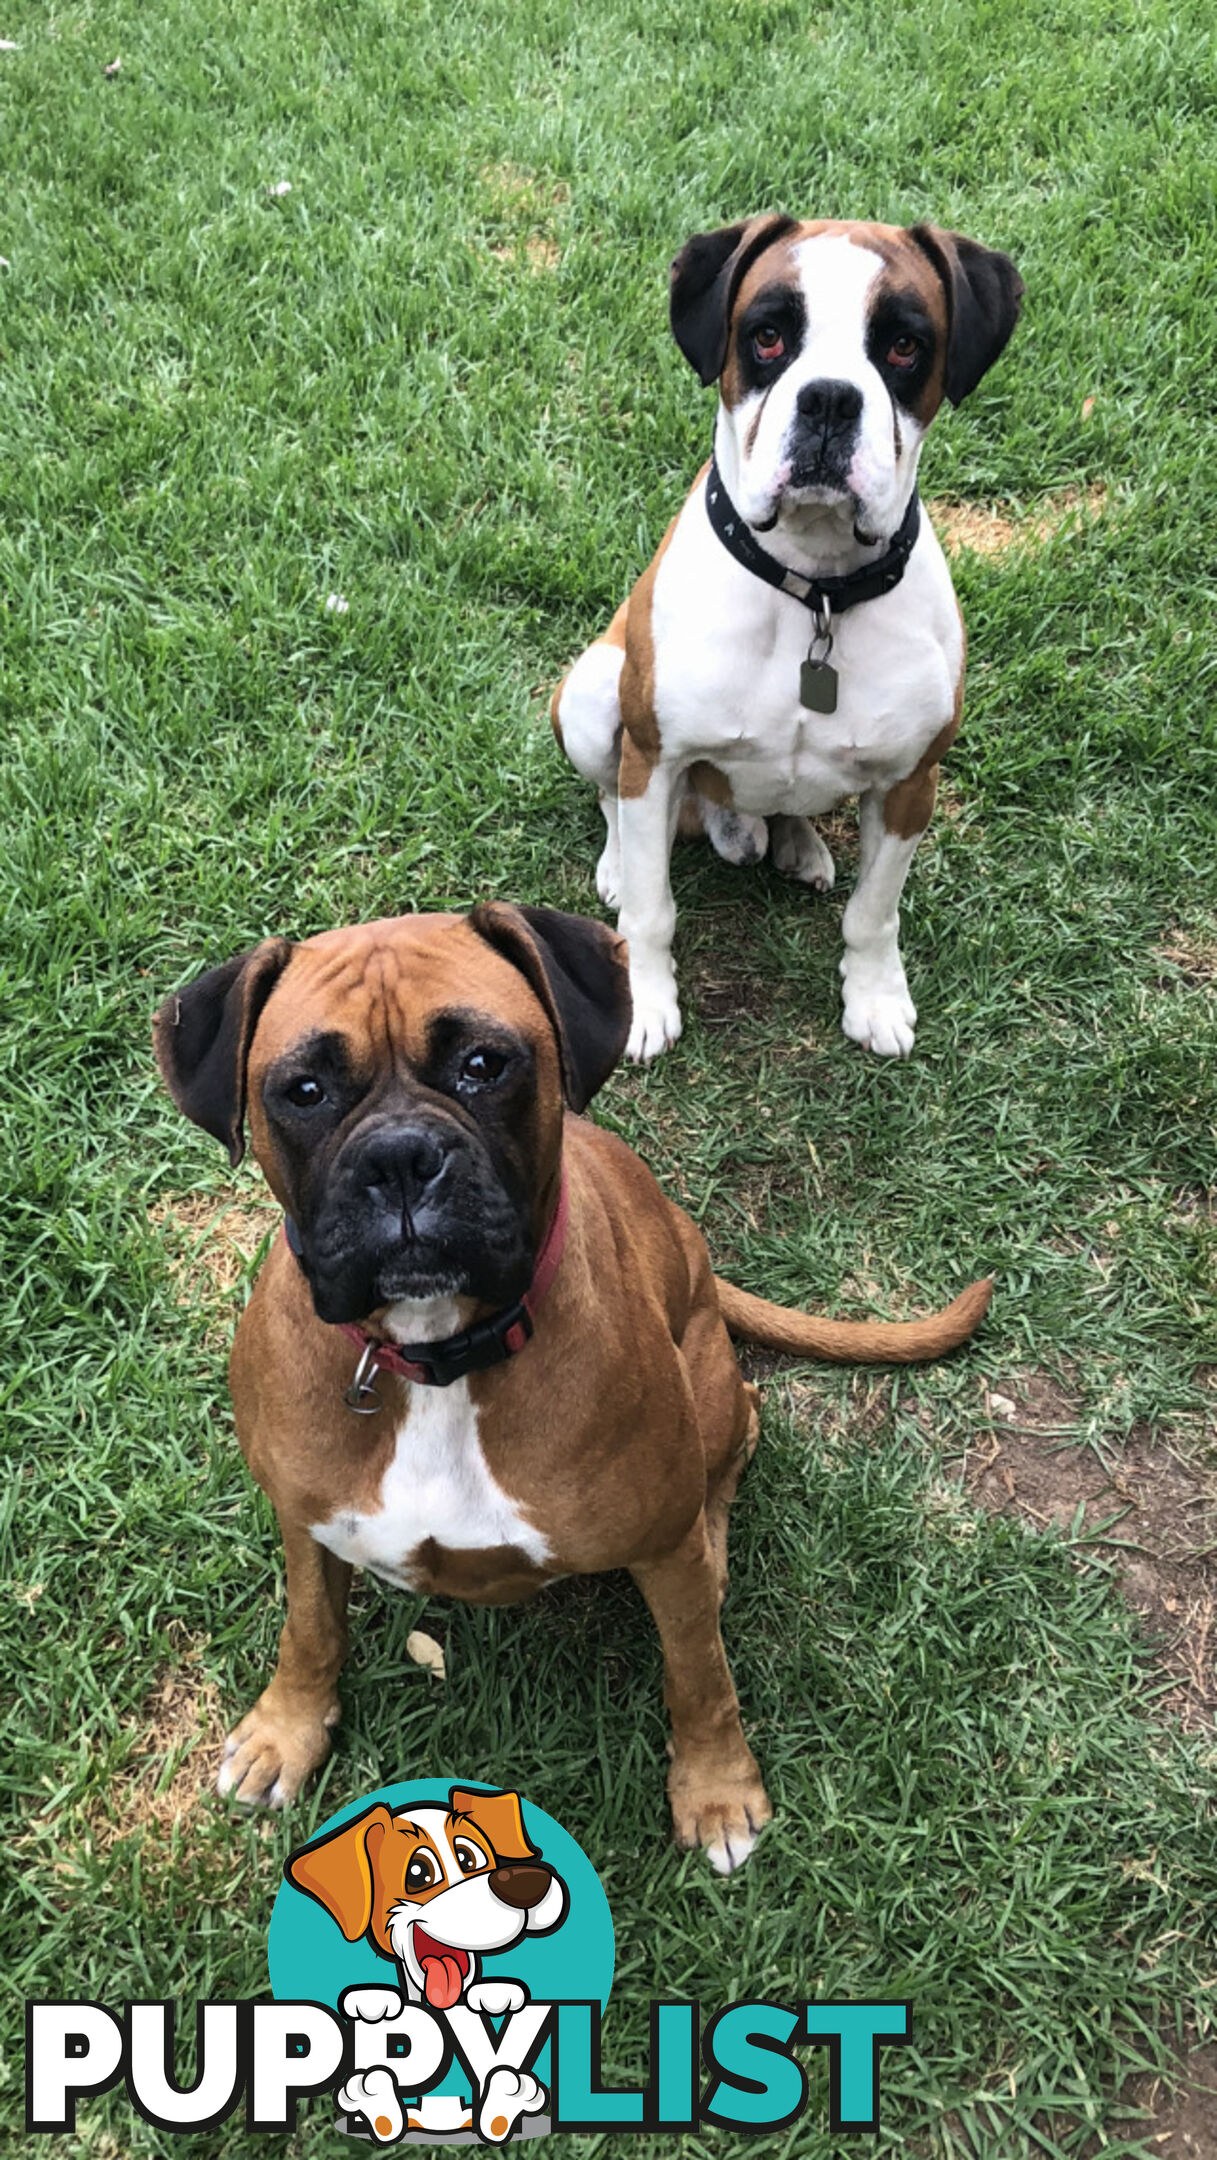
(668, 1750), (772, 1876)
(478, 2066), (547, 2144)
(840, 959), (917, 1058)
(466, 1979), (528, 2017)
(340, 1985), (404, 2024)
(626, 967), (682, 1061)
(337, 2067), (403, 2143)
(216, 1692), (338, 1808)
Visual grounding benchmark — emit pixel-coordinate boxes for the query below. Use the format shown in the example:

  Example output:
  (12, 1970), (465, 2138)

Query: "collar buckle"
(405, 1300), (534, 1389)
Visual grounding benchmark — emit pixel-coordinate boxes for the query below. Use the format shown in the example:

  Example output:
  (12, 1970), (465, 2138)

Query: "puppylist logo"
(26, 1780), (912, 2143)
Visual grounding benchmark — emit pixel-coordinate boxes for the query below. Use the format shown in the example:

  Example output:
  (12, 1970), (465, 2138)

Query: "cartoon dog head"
(286, 1787), (569, 2009)
(670, 215), (1022, 547)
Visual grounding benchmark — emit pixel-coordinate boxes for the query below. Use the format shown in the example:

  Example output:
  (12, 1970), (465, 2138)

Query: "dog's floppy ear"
(468, 904), (631, 1113)
(153, 938), (293, 1167)
(449, 1786), (538, 1864)
(907, 225), (1023, 406)
(670, 213), (799, 387)
(284, 1803), (394, 1941)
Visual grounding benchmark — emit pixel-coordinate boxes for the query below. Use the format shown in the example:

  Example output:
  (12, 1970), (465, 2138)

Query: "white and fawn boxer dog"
(287, 1785), (565, 2141)
(553, 215), (1022, 1060)
(155, 905), (991, 1874)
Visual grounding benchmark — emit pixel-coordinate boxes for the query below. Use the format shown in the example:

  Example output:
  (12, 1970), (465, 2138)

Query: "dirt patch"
(150, 1190), (279, 1304)
(1155, 925), (1217, 986)
(488, 234), (561, 272)
(1081, 2044), (1217, 2159)
(957, 1374), (1217, 1727)
(479, 161), (566, 273)
(930, 484), (1108, 560)
(89, 1648), (224, 1850)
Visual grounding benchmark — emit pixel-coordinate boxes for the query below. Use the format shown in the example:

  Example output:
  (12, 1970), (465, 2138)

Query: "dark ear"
(908, 225), (1023, 405)
(670, 213), (799, 387)
(153, 939), (293, 1166)
(468, 904), (632, 1113)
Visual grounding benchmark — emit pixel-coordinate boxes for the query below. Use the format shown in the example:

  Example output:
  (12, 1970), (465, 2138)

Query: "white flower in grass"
(267, 180), (292, 197)
(324, 593), (349, 614)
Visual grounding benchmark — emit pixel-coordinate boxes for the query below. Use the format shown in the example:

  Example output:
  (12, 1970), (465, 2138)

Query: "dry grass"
(1155, 924), (1217, 985)
(930, 483), (1109, 558)
(149, 1189), (279, 1306)
(89, 1645), (224, 1851)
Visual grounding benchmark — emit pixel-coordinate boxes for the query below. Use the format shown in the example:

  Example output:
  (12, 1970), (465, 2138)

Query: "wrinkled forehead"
(249, 916), (550, 1068)
(733, 220), (946, 341)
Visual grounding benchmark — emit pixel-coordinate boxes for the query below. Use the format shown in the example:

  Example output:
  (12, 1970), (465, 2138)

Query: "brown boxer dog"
(154, 905), (990, 1872)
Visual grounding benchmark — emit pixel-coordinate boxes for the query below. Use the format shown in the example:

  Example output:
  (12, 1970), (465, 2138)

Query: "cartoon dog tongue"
(414, 1930), (468, 2009)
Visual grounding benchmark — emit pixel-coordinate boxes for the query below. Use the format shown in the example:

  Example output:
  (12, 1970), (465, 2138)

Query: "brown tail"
(714, 1274), (993, 1365)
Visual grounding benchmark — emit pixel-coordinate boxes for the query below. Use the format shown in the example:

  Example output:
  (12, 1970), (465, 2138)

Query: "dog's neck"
(712, 411), (921, 581)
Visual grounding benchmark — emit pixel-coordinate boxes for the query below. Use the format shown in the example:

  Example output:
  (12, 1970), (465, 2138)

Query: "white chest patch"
(310, 1377), (553, 1591)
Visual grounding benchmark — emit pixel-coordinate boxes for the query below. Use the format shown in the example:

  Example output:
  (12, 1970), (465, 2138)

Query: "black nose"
(796, 377), (863, 431)
(489, 1863), (554, 1912)
(360, 1126), (450, 1216)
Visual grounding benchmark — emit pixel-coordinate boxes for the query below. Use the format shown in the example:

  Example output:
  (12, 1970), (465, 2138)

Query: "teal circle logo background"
(269, 1780), (614, 2100)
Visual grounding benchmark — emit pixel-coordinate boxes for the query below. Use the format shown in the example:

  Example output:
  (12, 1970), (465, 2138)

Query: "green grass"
(2, 0), (1216, 2153)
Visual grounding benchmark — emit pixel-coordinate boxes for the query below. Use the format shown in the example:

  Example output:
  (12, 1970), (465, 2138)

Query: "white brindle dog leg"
(617, 766), (683, 1060)
(478, 2066), (547, 2144)
(839, 791), (921, 1057)
(595, 793), (621, 909)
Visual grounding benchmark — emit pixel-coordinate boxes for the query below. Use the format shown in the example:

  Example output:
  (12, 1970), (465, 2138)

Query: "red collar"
(285, 1170), (570, 1409)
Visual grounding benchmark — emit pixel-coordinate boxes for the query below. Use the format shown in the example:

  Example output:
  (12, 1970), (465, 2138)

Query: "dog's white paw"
(702, 802), (769, 868)
(340, 1985), (404, 2024)
(466, 1979), (528, 2017)
(840, 962), (917, 1058)
(478, 2066), (547, 2144)
(770, 815), (835, 892)
(337, 2067), (403, 2143)
(626, 969), (682, 1061)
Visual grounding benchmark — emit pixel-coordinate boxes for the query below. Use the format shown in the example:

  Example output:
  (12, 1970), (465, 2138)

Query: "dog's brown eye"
(453, 1838), (487, 1875)
(405, 1851), (439, 1893)
(459, 1047), (507, 1089)
(753, 325), (785, 362)
(284, 1075), (325, 1108)
(886, 335), (920, 368)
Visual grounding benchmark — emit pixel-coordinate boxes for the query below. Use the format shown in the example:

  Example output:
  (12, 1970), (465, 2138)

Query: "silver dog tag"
(799, 656), (839, 713)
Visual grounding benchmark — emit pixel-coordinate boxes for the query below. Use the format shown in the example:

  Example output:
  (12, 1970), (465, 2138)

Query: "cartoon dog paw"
(340, 1985), (405, 2023)
(337, 2066), (403, 2143)
(465, 1979), (528, 2017)
(478, 2066), (547, 2143)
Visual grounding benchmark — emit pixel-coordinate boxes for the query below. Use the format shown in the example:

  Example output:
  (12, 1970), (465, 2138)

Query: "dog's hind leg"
(770, 813), (836, 892)
(704, 1386), (760, 1606)
(551, 608), (627, 908)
